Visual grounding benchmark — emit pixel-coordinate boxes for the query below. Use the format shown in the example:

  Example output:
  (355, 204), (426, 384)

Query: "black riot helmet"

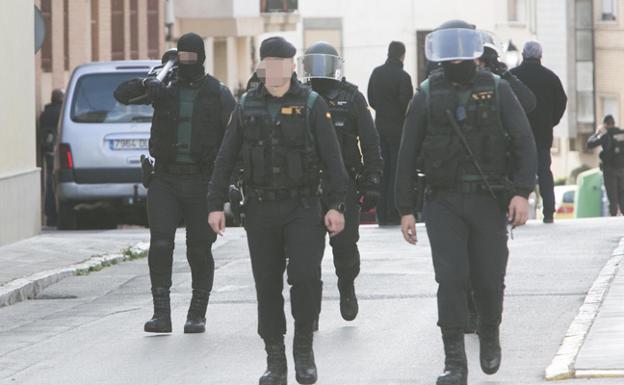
(425, 20), (484, 62)
(298, 41), (344, 82)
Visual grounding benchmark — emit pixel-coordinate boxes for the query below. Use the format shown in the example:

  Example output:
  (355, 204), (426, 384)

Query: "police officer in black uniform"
(588, 114), (624, 216)
(299, 41), (383, 321)
(207, 37), (348, 385)
(396, 21), (537, 385)
(461, 30), (537, 335)
(114, 32), (235, 334)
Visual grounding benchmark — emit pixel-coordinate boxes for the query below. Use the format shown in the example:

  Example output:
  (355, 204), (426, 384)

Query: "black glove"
(357, 172), (382, 212)
(361, 190), (380, 212)
(142, 77), (163, 99)
(491, 60), (508, 77)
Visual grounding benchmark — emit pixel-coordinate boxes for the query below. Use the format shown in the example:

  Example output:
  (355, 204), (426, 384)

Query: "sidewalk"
(546, 235), (624, 380)
(0, 229), (150, 307)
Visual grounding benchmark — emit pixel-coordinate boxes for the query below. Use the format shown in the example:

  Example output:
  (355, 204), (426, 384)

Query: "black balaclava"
(442, 61), (477, 84)
(177, 33), (206, 81)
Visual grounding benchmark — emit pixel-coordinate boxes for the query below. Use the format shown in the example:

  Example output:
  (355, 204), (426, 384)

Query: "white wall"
(0, 0), (41, 245)
(255, 0), (533, 95)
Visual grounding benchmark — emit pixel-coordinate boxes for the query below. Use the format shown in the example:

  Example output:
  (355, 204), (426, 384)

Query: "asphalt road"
(0, 217), (623, 385)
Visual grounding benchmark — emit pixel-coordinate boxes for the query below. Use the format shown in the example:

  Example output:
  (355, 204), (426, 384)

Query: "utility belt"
(155, 162), (206, 176)
(429, 176), (511, 195)
(246, 186), (320, 202)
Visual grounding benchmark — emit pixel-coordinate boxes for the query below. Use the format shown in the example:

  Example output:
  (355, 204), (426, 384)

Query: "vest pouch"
(250, 146), (266, 184)
(280, 118), (306, 146)
(422, 135), (462, 188)
(286, 151), (304, 183)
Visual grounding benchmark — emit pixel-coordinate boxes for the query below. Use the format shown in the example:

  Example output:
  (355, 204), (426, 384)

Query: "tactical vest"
(239, 87), (321, 196)
(149, 75), (224, 171)
(322, 80), (363, 174)
(607, 128), (624, 168)
(420, 70), (510, 189)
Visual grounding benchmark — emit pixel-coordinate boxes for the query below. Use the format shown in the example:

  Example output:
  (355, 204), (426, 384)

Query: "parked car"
(54, 60), (158, 229)
(554, 184), (576, 219)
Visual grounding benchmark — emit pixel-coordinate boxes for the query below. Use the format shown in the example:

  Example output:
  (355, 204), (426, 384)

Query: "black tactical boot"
(479, 325), (502, 374)
(338, 279), (358, 321)
(293, 327), (317, 384)
(144, 287), (172, 333)
(184, 289), (209, 333)
(259, 339), (287, 385)
(436, 329), (467, 385)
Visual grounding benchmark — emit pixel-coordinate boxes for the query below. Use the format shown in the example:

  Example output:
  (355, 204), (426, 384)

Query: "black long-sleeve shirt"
(395, 79), (537, 216)
(502, 71), (537, 113)
(207, 80), (349, 212)
(352, 90), (384, 175)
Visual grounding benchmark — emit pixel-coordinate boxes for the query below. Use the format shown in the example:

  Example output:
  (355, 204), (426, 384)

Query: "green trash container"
(574, 168), (603, 218)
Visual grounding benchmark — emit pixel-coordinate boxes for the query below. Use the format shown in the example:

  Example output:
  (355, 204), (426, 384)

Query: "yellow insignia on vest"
(472, 91), (494, 101)
(326, 112), (332, 120)
(281, 107), (294, 115)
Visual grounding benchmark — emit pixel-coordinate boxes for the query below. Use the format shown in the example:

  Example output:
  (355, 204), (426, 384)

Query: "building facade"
(0, 1), (40, 246)
(35, 0), (165, 112)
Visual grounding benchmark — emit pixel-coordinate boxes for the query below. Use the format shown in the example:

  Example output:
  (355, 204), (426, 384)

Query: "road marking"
(545, 237), (624, 381)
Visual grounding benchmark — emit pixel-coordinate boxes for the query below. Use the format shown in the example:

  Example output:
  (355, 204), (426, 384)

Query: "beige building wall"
(0, 0), (41, 245)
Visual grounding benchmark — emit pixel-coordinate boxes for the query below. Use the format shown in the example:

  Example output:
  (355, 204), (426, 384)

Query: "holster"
(228, 185), (243, 226)
(414, 173), (427, 214)
(140, 155), (154, 188)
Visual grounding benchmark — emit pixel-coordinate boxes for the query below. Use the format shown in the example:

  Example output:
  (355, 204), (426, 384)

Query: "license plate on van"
(110, 139), (148, 150)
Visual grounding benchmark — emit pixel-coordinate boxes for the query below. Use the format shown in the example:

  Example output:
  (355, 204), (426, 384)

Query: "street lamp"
(503, 40), (521, 69)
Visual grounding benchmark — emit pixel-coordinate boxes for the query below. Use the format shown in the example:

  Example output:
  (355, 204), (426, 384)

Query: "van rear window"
(71, 72), (154, 123)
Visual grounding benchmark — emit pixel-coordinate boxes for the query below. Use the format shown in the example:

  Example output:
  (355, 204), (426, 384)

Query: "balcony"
(261, 0), (299, 32)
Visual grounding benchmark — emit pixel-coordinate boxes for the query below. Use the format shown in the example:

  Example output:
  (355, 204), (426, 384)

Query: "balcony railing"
(261, 0), (298, 13)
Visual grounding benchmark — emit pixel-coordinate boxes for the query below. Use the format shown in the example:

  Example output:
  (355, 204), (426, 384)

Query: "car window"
(563, 190), (575, 203)
(71, 72), (153, 123)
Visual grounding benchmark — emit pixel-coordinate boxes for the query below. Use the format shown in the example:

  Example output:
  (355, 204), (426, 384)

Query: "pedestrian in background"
(588, 114), (624, 216)
(368, 41), (413, 225)
(38, 89), (64, 227)
(511, 41), (567, 223)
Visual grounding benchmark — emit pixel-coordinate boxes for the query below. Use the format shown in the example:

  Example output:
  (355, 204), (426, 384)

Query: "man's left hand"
(324, 209), (345, 237)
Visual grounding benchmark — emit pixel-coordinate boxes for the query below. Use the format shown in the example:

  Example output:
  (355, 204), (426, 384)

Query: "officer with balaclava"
(114, 32), (236, 335)
(395, 20), (537, 385)
(299, 41), (383, 323)
(207, 36), (348, 385)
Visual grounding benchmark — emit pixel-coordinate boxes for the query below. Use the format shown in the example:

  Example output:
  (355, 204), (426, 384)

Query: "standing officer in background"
(39, 89), (64, 227)
(299, 41), (383, 322)
(396, 21), (537, 385)
(114, 32), (236, 334)
(511, 41), (567, 223)
(368, 41), (414, 225)
(588, 114), (624, 216)
(207, 37), (348, 385)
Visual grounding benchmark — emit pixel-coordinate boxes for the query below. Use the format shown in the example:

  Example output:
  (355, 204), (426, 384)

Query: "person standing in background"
(588, 115), (624, 216)
(39, 89), (64, 227)
(368, 41), (413, 225)
(511, 41), (567, 223)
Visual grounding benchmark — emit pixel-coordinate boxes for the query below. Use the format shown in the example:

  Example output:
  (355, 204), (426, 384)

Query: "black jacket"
(367, 58), (414, 143)
(395, 77), (538, 216)
(114, 74), (235, 171)
(207, 79), (348, 211)
(587, 126), (624, 167)
(511, 60), (567, 149)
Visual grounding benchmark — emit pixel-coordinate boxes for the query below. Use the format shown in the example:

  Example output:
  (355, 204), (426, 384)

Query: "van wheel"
(57, 202), (77, 230)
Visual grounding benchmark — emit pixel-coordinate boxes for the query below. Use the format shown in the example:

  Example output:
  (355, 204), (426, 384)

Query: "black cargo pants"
(328, 178), (361, 283)
(146, 171), (216, 292)
(423, 191), (509, 330)
(244, 197), (326, 342)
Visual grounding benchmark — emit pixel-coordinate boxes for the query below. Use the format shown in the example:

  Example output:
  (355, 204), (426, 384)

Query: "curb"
(0, 241), (149, 308)
(545, 237), (624, 381)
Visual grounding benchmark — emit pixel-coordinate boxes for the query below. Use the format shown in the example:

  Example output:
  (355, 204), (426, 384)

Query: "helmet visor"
(425, 29), (484, 62)
(297, 54), (344, 80)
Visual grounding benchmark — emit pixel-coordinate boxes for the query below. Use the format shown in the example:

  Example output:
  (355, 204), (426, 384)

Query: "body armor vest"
(606, 128), (624, 168)
(321, 80), (363, 174)
(239, 87), (321, 195)
(420, 70), (510, 189)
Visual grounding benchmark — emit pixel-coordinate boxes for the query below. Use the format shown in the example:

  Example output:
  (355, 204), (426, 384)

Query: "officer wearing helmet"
(299, 41), (383, 322)
(478, 31), (536, 113)
(395, 20), (537, 385)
